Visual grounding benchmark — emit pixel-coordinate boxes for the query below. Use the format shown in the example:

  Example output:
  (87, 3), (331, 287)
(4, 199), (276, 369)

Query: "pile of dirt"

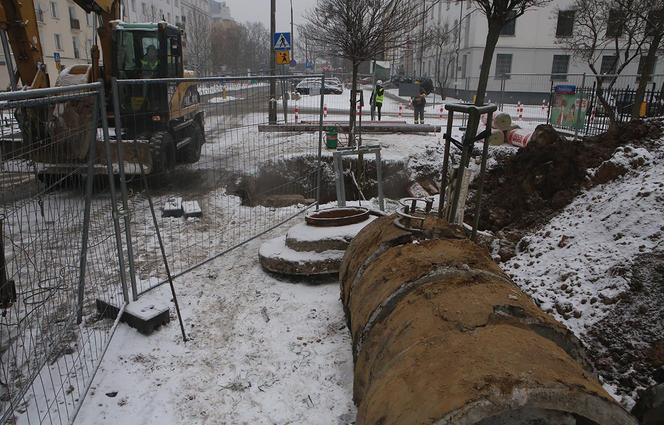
(468, 120), (664, 235)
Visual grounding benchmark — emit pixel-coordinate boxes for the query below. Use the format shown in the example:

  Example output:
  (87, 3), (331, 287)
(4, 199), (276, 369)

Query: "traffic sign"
(53, 52), (61, 63)
(276, 51), (290, 65)
(304, 60), (314, 70)
(273, 32), (291, 51)
(290, 58), (297, 67)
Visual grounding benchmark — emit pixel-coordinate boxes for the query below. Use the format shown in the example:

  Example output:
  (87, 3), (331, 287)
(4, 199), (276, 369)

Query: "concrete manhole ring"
(305, 207), (370, 227)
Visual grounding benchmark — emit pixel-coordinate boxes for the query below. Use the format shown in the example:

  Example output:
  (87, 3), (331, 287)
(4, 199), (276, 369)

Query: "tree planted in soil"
(465, 0), (550, 151)
(303, 0), (420, 145)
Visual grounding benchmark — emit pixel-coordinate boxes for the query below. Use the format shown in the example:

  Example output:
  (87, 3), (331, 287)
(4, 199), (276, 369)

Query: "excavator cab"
(112, 22), (184, 135)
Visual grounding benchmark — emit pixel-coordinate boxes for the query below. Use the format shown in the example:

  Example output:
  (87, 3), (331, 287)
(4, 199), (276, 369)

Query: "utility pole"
(290, 0), (294, 61)
(269, 0), (277, 123)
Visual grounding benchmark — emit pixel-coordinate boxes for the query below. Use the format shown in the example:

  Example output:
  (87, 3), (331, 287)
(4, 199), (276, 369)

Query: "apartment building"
(0, 0), (95, 89)
(406, 0), (659, 102)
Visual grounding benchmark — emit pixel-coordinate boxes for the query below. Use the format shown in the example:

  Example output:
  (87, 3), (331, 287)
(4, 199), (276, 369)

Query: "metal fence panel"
(0, 84), (126, 424)
(111, 75), (325, 297)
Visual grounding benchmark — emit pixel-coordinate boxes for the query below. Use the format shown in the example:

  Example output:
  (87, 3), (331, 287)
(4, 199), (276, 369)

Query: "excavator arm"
(70, 0), (120, 83)
(0, 0), (120, 89)
(0, 0), (49, 88)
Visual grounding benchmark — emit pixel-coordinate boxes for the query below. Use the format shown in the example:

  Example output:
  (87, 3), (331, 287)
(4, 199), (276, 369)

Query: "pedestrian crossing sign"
(276, 51), (290, 65)
(273, 32), (291, 51)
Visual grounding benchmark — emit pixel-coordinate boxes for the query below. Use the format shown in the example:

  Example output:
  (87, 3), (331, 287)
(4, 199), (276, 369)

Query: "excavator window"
(116, 30), (162, 79)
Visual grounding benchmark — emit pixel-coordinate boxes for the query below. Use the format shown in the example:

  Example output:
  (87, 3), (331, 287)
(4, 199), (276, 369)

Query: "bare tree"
(303, 0), (420, 144)
(560, 0), (648, 125)
(186, 9), (212, 76)
(428, 25), (452, 98)
(617, 0), (664, 118)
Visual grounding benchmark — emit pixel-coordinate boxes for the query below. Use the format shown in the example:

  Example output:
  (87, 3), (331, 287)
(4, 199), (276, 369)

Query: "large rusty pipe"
(339, 215), (637, 425)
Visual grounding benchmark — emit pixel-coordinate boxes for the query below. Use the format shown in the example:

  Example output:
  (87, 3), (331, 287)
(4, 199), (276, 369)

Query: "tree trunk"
(349, 62), (359, 146)
(464, 19), (501, 152)
(631, 32), (662, 119)
(474, 20), (502, 107)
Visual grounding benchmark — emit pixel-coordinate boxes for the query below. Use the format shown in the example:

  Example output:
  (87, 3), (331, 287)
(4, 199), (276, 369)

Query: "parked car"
(295, 78), (343, 95)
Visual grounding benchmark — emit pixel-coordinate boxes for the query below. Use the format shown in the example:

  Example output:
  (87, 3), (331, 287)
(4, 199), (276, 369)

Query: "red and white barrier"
(398, 104), (403, 118)
(294, 105), (299, 123)
(439, 106), (444, 119)
(323, 104), (328, 118)
(517, 101), (524, 120)
(356, 103), (362, 117)
(506, 128), (533, 148)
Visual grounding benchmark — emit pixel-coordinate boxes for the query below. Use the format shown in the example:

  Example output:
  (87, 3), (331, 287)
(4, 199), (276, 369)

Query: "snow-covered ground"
(65, 118), (664, 423)
(73, 230), (355, 425)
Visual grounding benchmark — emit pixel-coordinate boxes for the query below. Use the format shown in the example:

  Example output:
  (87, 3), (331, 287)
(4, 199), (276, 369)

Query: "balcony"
(70, 18), (80, 30)
(36, 9), (44, 23)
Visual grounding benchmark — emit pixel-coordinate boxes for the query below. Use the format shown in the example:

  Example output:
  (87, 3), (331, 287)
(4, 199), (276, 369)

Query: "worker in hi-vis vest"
(141, 45), (159, 78)
(370, 80), (385, 121)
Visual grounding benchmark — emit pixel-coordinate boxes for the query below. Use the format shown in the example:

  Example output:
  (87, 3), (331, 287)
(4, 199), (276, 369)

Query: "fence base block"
(96, 298), (171, 335)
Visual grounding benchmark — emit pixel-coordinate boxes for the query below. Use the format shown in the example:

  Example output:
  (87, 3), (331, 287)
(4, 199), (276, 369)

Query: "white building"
(0, 0), (96, 89)
(407, 0), (660, 103)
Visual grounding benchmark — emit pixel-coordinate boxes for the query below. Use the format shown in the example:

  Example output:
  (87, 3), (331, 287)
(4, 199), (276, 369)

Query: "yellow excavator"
(0, 0), (205, 174)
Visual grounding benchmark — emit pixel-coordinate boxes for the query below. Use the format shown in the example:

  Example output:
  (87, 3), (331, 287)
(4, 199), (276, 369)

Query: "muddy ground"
(466, 119), (664, 411)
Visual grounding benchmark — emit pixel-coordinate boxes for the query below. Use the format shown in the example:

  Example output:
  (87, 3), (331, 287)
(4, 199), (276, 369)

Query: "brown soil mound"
(469, 120), (664, 234)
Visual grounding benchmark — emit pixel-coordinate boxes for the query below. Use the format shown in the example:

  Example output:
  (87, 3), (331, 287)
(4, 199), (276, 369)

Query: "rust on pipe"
(340, 215), (637, 425)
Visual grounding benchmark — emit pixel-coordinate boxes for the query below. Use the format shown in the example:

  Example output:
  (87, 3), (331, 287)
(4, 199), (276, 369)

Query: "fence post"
(316, 74), (325, 211)
(103, 82), (130, 304)
(111, 78), (138, 302)
(574, 73), (586, 140)
(76, 88), (100, 324)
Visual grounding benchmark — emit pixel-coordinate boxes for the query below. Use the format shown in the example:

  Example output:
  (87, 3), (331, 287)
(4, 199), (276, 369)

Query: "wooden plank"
(257, 123), (442, 133)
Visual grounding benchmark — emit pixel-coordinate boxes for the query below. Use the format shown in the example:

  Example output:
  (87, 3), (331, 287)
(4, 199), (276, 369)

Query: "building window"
(600, 56), (617, 74)
(131, 0), (136, 11)
(54, 33), (62, 50)
(36, 3), (45, 22)
(606, 9), (625, 37)
(69, 7), (80, 30)
(637, 56), (657, 81)
(551, 55), (570, 80)
(495, 54), (512, 79)
(175, 0), (179, 7)
(85, 39), (91, 59)
(85, 13), (91, 26)
(556, 10), (575, 37)
(50, 1), (58, 18)
(72, 36), (80, 59)
(646, 9), (664, 37)
(500, 11), (517, 36)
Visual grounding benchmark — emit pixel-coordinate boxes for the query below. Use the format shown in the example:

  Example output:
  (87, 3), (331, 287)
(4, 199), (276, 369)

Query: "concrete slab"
(259, 235), (344, 276)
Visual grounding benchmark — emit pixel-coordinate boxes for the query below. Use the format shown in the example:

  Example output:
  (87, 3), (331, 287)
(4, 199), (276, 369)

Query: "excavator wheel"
(178, 121), (204, 164)
(149, 131), (176, 174)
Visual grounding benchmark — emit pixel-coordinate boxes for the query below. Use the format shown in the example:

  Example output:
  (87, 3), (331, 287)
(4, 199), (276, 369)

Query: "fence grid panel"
(112, 75), (325, 297)
(0, 84), (126, 425)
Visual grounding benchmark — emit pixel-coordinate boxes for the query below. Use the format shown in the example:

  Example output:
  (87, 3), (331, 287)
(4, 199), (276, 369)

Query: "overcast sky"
(227, 0), (316, 33)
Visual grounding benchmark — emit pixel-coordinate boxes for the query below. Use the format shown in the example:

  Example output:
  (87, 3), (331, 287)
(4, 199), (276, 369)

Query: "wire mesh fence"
(111, 75), (325, 297)
(0, 84), (126, 425)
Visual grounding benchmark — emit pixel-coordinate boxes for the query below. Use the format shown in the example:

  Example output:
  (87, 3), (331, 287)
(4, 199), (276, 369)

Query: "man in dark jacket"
(412, 88), (427, 124)
(370, 80), (385, 121)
